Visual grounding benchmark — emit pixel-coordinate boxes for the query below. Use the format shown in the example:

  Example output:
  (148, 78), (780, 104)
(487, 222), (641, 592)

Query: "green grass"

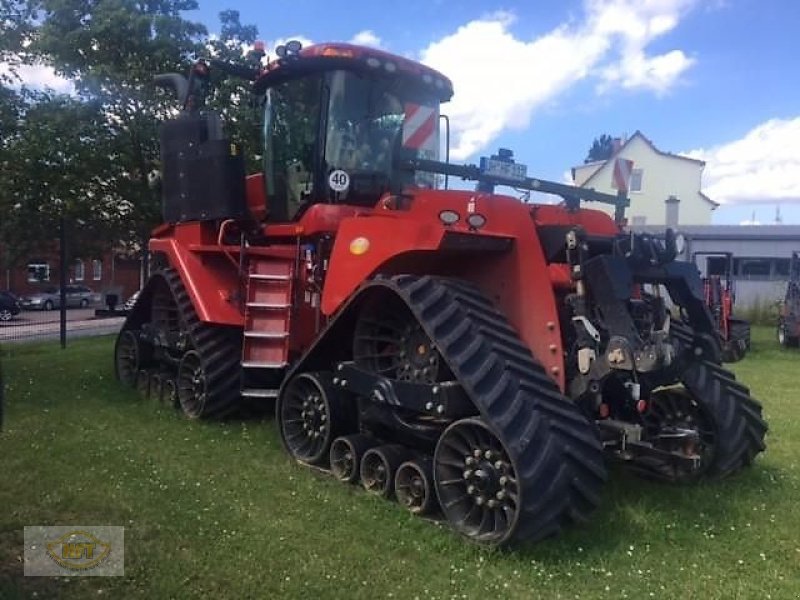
(1, 329), (799, 599)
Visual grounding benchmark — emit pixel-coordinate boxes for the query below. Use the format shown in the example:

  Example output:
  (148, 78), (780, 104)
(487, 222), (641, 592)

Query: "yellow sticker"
(349, 237), (370, 255)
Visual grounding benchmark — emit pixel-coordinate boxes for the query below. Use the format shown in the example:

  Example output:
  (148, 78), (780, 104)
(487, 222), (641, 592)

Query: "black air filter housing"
(160, 112), (246, 223)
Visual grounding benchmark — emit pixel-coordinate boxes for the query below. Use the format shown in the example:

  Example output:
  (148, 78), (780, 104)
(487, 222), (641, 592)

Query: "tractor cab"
(252, 43), (453, 221)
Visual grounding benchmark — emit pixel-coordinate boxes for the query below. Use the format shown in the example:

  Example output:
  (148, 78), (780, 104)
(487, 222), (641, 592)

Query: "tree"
(1, 92), (119, 264)
(28, 0), (209, 252)
(585, 134), (616, 164)
(2, 1), (264, 261)
(205, 9), (264, 172)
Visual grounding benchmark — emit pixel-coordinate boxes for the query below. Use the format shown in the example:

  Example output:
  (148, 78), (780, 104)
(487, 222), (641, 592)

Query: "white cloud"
(0, 62), (74, 94)
(349, 30), (382, 48)
(599, 49), (694, 94)
(420, 0), (698, 159)
(687, 117), (800, 205)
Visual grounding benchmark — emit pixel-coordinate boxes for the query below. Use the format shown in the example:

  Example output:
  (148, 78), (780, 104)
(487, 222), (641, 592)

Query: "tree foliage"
(204, 9), (264, 172)
(585, 134), (616, 164)
(1, 91), (118, 266)
(0, 0), (264, 268)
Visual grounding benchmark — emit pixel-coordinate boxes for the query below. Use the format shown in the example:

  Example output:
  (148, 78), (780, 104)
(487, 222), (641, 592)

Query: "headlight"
(438, 210), (460, 226)
(466, 213), (487, 229)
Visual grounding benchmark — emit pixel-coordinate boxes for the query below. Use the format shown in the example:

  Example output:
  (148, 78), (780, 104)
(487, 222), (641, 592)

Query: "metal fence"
(0, 308), (125, 345)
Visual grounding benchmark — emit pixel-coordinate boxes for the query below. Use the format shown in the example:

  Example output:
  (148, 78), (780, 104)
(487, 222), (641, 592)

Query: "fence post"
(59, 215), (67, 349)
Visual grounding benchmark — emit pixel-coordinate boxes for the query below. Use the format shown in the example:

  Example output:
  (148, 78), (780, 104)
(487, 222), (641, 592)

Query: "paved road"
(0, 307), (125, 343)
(8, 307), (100, 324)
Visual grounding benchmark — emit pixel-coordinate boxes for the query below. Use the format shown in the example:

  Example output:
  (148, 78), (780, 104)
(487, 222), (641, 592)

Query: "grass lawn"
(1, 327), (798, 599)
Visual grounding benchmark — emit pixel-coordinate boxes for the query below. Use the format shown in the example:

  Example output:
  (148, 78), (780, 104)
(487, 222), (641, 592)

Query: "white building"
(634, 224), (800, 311)
(571, 131), (718, 226)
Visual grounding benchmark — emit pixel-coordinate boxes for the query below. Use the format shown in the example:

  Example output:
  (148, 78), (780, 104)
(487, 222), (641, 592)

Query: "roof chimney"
(612, 137), (623, 153)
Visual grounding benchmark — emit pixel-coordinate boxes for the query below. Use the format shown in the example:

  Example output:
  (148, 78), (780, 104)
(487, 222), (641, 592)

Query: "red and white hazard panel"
(613, 158), (634, 193)
(402, 103), (438, 153)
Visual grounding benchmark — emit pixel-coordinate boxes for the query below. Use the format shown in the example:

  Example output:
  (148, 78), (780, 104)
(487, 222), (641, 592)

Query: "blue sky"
(13, 0), (800, 224)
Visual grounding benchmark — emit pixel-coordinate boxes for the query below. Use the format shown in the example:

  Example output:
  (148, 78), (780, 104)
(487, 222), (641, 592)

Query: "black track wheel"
(729, 319), (751, 350)
(387, 276), (607, 545)
(161, 377), (178, 407)
(721, 340), (745, 363)
(177, 351), (207, 418)
(395, 457), (437, 515)
(115, 330), (150, 387)
(639, 389), (717, 482)
(360, 444), (410, 498)
(149, 373), (165, 404)
(330, 434), (377, 483)
(278, 372), (352, 466)
(353, 294), (447, 384)
(173, 337), (241, 420)
(680, 360), (767, 478)
(161, 269), (241, 419)
(434, 418), (521, 543)
(136, 370), (151, 399)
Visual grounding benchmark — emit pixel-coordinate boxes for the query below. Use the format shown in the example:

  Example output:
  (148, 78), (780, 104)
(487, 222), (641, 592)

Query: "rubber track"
(152, 269), (242, 419)
(383, 275), (607, 544)
(681, 359), (767, 476)
(669, 320), (766, 476)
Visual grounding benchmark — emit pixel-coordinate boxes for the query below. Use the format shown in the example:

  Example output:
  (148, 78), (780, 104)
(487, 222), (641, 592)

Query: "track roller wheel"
(278, 372), (352, 466)
(149, 372), (163, 402)
(360, 444), (409, 498)
(115, 330), (150, 387)
(330, 434), (376, 483)
(353, 294), (446, 384)
(434, 418), (519, 545)
(395, 457), (436, 515)
(177, 351), (210, 419)
(136, 370), (151, 399)
(161, 377), (177, 407)
(639, 389), (716, 482)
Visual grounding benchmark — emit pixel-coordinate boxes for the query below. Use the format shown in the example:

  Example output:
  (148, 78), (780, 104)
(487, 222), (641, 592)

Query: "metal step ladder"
(240, 256), (294, 400)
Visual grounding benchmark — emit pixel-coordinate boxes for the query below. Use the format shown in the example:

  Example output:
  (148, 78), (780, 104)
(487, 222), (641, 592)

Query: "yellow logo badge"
(46, 530), (112, 571)
(349, 237), (370, 255)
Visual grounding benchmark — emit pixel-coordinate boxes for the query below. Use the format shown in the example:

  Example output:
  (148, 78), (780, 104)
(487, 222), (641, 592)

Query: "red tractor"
(115, 41), (766, 546)
(693, 252), (750, 362)
(778, 251), (800, 347)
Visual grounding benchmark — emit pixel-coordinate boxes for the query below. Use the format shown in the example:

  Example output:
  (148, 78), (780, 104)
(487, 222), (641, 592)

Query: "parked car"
(0, 291), (21, 322)
(20, 285), (97, 310)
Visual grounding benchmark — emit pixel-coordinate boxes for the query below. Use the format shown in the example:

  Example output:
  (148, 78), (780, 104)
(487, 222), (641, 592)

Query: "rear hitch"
(597, 419), (701, 470)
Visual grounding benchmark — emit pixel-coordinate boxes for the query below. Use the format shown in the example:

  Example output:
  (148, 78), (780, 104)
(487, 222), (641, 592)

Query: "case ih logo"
(402, 103), (437, 151)
(46, 530), (112, 571)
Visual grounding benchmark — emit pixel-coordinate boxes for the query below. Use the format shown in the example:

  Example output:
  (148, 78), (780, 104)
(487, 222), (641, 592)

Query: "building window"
(706, 256), (730, 277)
(665, 196), (680, 226)
(775, 258), (791, 277)
(74, 259), (85, 281)
(27, 262), (50, 282)
(629, 169), (643, 192)
(734, 257), (773, 280)
(611, 167), (643, 193)
(92, 259), (102, 281)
